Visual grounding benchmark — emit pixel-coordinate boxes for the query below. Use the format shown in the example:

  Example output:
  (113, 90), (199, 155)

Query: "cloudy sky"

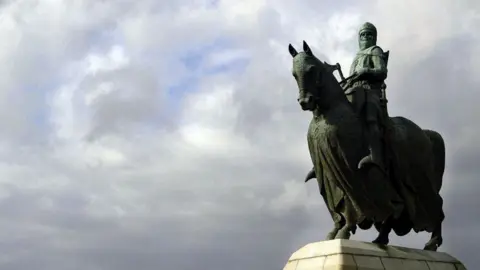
(0, 0), (478, 269)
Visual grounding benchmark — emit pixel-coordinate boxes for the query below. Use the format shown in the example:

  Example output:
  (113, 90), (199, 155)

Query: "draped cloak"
(307, 103), (444, 234)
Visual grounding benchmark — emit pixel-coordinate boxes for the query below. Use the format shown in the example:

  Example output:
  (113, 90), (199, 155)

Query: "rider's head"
(358, 22), (377, 50)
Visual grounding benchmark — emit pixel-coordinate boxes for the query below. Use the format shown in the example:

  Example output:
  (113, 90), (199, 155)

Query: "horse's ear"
(303, 41), (313, 56)
(288, 44), (298, 57)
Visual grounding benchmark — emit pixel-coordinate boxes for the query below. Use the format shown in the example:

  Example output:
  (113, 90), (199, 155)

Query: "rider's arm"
(368, 47), (388, 80)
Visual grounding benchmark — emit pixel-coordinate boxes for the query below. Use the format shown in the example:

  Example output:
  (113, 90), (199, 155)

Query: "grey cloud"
(81, 66), (171, 139)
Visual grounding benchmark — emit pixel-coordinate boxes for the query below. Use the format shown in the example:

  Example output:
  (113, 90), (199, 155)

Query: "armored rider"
(345, 22), (388, 171)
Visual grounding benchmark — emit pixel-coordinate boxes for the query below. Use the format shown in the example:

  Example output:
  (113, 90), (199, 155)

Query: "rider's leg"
(358, 92), (385, 170)
(345, 86), (365, 114)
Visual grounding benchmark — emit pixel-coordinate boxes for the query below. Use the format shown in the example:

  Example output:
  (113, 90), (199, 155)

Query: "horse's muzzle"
(298, 96), (314, 111)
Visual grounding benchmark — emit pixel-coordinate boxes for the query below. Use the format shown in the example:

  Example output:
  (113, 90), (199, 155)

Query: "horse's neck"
(313, 73), (350, 117)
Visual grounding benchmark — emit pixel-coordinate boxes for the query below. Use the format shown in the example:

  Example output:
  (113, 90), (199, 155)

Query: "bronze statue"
(287, 34), (446, 251)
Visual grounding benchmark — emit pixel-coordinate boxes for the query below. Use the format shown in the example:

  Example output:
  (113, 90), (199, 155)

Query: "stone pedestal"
(284, 239), (466, 270)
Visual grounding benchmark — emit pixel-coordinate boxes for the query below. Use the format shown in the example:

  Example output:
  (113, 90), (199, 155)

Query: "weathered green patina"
(345, 22), (389, 172)
(287, 38), (446, 251)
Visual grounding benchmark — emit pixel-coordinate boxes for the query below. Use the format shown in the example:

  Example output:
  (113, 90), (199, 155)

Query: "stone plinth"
(284, 240), (466, 270)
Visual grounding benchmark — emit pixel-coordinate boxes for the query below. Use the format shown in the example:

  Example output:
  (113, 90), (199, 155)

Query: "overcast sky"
(0, 0), (478, 269)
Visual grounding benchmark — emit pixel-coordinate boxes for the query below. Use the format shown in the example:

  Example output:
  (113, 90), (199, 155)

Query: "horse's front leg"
(334, 222), (357, 240)
(334, 206), (357, 240)
(310, 167), (342, 240)
(326, 219), (344, 240)
(331, 200), (357, 239)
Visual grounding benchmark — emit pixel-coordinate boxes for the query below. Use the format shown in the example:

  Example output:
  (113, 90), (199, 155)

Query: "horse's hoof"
(334, 228), (351, 240)
(423, 243), (438, 251)
(424, 237), (442, 251)
(372, 237), (389, 246)
(326, 232), (336, 240)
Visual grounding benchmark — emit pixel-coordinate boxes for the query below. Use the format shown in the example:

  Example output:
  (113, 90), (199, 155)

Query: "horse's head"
(288, 41), (340, 111)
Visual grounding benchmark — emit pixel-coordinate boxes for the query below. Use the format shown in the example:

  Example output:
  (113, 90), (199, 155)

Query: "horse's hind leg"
(424, 196), (445, 251)
(424, 221), (443, 251)
(372, 219), (392, 245)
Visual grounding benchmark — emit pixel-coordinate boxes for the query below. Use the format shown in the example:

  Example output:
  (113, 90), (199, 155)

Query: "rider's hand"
(356, 67), (368, 75)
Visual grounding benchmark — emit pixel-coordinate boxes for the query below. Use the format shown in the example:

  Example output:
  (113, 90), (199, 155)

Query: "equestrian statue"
(288, 22), (446, 251)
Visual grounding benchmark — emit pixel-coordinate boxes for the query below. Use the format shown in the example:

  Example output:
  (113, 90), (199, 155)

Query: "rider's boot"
(358, 121), (385, 173)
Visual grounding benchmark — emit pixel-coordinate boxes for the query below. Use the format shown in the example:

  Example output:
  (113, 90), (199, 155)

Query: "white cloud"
(203, 48), (249, 68)
(85, 46), (130, 75)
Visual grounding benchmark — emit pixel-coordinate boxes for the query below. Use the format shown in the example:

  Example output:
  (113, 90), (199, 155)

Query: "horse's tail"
(423, 129), (446, 193)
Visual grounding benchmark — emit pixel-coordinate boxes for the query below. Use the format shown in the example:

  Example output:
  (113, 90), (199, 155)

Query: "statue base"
(284, 239), (466, 270)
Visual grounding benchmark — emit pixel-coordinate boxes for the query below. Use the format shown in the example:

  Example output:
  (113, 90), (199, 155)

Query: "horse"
(288, 41), (445, 251)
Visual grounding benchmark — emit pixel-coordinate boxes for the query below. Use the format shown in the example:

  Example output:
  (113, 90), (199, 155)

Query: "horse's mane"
(305, 53), (351, 112)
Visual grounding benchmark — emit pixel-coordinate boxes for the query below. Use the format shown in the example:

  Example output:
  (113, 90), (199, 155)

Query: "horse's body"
(289, 41), (445, 250)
